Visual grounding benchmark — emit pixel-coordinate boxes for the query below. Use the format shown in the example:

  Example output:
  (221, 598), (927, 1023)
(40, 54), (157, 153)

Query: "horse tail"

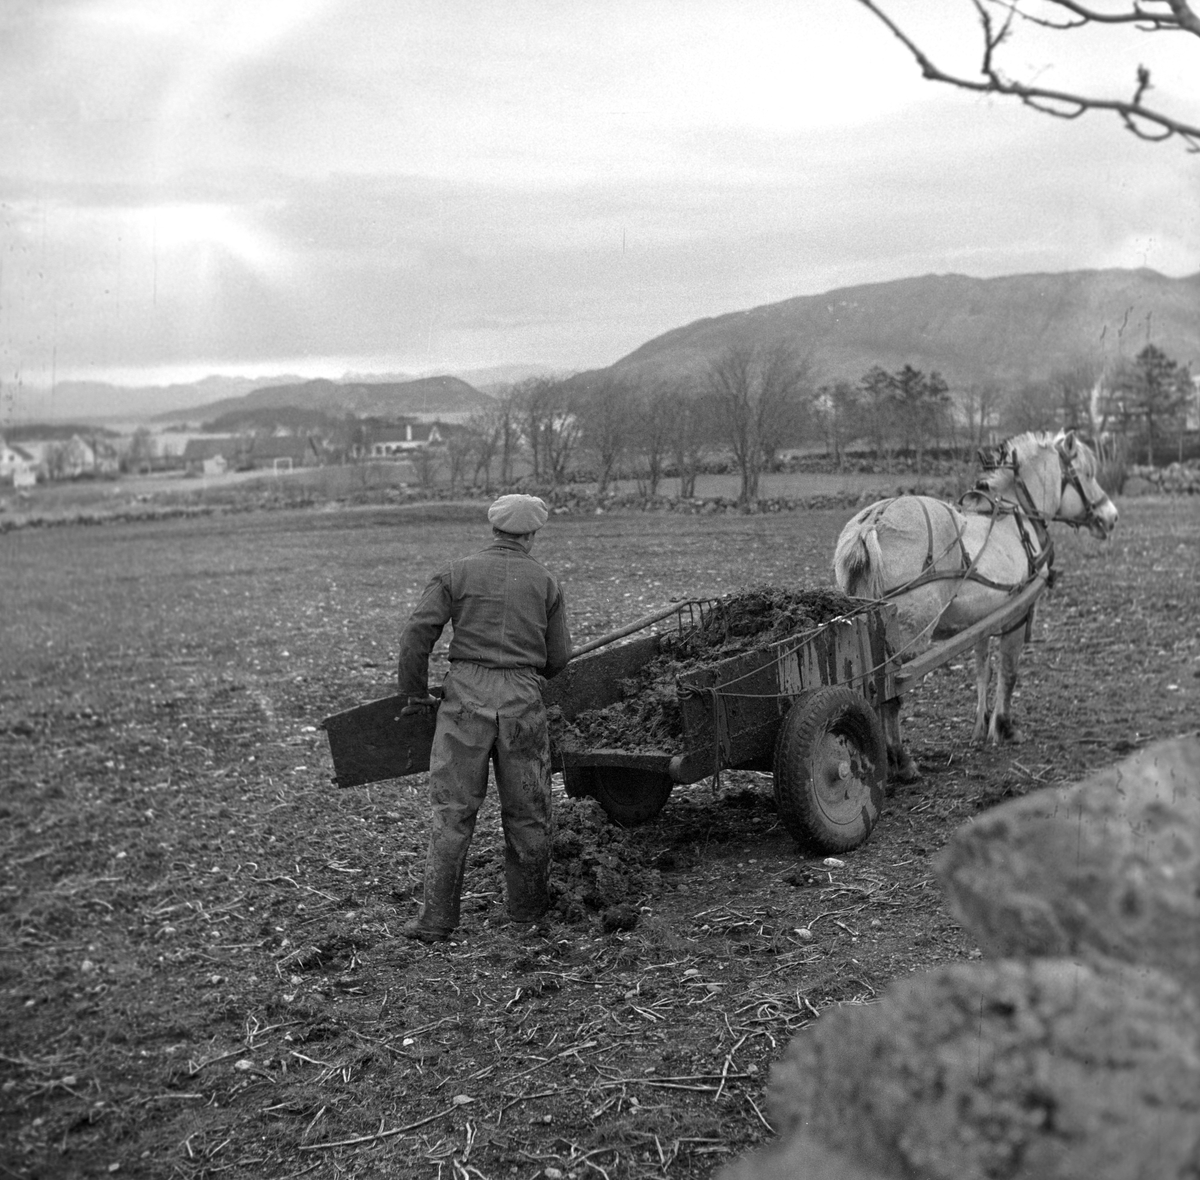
(834, 506), (888, 599)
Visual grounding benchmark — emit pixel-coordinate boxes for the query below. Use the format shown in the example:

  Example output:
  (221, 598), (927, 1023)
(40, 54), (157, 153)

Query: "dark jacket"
(396, 535), (571, 697)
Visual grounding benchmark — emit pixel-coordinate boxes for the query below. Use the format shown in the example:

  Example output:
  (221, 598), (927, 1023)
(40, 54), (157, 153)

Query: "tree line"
(432, 341), (1195, 504)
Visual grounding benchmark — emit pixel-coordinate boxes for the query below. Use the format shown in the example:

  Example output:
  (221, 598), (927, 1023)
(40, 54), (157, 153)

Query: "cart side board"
(670, 606), (897, 785)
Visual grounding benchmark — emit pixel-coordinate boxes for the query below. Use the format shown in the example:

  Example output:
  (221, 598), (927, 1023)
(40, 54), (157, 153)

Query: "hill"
(7, 375), (310, 424)
(156, 375), (492, 424)
(608, 268), (1200, 389)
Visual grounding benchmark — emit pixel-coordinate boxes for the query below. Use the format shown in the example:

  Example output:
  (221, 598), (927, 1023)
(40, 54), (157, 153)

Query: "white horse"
(833, 430), (1118, 780)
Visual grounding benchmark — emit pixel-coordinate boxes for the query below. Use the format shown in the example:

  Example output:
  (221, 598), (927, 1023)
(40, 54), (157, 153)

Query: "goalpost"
(272, 457), (294, 475)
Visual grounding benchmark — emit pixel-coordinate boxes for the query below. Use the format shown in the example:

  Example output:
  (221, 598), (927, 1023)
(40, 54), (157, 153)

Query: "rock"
(935, 734), (1200, 1001)
(765, 958), (1200, 1180)
(718, 1133), (895, 1180)
(1120, 475), (1157, 496)
(600, 903), (639, 932)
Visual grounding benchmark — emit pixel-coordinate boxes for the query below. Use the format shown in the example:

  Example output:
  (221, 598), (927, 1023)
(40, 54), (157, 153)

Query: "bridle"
(972, 438), (1109, 535)
(1053, 444), (1111, 532)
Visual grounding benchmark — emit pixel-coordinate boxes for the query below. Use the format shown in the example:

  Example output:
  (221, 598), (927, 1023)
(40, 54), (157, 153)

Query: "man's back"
(397, 534), (570, 695)
(446, 540), (568, 673)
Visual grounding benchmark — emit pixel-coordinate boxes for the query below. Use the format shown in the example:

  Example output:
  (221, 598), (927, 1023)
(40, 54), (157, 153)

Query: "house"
(0, 439), (38, 487)
(47, 434), (120, 479)
(182, 437), (243, 476)
(245, 435), (322, 470)
(370, 422), (445, 457)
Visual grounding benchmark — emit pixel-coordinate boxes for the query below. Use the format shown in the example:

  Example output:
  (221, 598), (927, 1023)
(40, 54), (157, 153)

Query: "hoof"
(990, 715), (1022, 744)
(889, 753), (921, 783)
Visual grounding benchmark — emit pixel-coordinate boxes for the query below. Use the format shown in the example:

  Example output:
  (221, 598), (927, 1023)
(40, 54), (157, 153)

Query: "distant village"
(0, 416), (461, 490)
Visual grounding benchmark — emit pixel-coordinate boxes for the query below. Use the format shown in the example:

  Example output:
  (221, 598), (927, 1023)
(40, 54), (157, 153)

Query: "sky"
(2, 0), (1198, 402)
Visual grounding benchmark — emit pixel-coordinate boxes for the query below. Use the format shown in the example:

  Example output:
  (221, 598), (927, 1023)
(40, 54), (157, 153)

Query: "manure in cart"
(550, 585), (860, 755)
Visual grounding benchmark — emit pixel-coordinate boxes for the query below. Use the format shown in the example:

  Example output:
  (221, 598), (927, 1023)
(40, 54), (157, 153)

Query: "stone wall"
(720, 735), (1200, 1180)
(1122, 460), (1200, 496)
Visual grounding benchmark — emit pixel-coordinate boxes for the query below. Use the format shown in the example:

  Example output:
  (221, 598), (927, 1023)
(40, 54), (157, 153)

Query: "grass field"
(1, 461), (953, 527)
(2, 496), (1197, 1179)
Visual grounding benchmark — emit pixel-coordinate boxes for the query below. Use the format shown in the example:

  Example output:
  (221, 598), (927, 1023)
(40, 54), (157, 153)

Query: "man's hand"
(399, 694), (440, 716)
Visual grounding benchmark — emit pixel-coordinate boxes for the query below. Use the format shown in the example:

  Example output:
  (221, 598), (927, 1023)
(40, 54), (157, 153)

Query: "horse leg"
(882, 695), (920, 783)
(987, 622), (1027, 743)
(971, 637), (990, 744)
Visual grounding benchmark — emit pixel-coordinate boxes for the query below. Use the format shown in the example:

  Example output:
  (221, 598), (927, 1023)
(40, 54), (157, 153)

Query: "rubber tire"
(773, 686), (887, 854)
(583, 767), (674, 827)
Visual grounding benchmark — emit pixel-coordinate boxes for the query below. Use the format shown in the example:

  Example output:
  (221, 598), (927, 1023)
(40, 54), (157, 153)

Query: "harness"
(864, 486), (1045, 604)
(869, 438), (1108, 623)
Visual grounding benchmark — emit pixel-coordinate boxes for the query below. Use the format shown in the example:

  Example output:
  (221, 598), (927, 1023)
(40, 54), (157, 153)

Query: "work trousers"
(414, 661), (553, 936)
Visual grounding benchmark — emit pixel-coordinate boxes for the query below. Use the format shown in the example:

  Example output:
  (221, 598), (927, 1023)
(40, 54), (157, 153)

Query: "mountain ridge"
(5, 268), (1195, 426)
(155, 375), (491, 424)
(610, 267), (1200, 387)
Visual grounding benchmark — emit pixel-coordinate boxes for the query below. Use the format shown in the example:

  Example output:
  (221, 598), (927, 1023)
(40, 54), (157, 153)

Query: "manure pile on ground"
(465, 796), (657, 928)
(552, 586), (858, 754)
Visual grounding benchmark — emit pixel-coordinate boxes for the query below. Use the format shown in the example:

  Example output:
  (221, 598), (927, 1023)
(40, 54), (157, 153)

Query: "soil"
(2, 497), (1198, 1180)
(553, 587), (858, 753)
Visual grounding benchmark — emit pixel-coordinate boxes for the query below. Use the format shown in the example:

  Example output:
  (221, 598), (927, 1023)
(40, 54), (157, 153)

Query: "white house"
(371, 422), (444, 456)
(0, 439), (39, 487)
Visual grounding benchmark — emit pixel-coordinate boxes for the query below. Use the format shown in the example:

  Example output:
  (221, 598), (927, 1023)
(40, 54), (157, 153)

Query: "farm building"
(370, 422), (446, 456)
(182, 437), (244, 475)
(181, 435), (322, 474)
(0, 439), (38, 487)
(248, 435), (323, 470)
(41, 434), (121, 479)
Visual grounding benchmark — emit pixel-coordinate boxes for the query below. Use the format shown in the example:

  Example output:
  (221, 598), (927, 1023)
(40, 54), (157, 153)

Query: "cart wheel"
(773, 687), (887, 853)
(580, 767), (673, 827)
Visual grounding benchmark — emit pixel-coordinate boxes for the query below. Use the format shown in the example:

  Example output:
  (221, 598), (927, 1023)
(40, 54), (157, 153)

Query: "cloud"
(3, 0), (1198, 386)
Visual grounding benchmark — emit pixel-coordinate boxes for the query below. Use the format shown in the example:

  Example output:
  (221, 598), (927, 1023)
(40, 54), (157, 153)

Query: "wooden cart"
(540, 599), (896, 852)
(321, 574), (1048, 854)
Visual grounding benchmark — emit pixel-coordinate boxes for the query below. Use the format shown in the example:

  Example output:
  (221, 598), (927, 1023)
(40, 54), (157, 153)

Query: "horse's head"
(1055, 430), (1119, 539)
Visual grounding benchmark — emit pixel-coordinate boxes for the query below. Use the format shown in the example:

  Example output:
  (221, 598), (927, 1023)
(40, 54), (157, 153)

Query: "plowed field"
(2, 497), (1197, 1179)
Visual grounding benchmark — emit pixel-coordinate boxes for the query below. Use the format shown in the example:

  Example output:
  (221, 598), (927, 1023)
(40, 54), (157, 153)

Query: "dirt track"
(2, 497), (1197, 1179)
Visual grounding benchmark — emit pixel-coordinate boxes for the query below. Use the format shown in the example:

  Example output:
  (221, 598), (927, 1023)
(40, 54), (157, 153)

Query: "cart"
(539, 599), (895, 852)
(320, 574), (1048, 854)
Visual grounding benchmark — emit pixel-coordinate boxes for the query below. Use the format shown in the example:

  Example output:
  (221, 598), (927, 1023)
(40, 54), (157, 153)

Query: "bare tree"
(816, 380), (863, 470)
(489, 388), (524, 486)
(1001, 379), (1059, 435)
(411, 443), (442, 489)
(858, 0), (1200, 150)
(514, 377), (553, 483)
(956, 380), (1005, 457)
(461, 408), (500, 490)
(708, 341), (813, 508)
(890, 365), (950, 475)
(443, 427), (473, 493)
(125, 426), (158, 474)
(577, 373), (635, 494)
(43, 441), (69, 481)
(664, 384), (709, 499)
(633, 381), (674, 497)
(1051, 360), (1105, 434)
(516, 376), (582, 488)
(860, 365), (898, 469)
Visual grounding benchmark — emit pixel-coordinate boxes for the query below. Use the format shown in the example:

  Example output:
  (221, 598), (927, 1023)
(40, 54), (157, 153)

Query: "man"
(397, 493), (572, 943)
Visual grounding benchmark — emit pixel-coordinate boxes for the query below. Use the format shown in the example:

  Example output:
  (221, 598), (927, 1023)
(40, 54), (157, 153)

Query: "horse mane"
(976, 429), (1096, 495)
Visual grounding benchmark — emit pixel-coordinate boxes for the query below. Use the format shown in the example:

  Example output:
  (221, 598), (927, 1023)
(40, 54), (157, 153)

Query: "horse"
(833, 429), (1118, 781)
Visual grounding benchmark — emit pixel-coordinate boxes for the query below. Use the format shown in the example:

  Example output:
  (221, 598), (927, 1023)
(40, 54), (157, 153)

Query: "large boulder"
(764, 958), (1200, 1180)
(935, 734), (1200, 1000)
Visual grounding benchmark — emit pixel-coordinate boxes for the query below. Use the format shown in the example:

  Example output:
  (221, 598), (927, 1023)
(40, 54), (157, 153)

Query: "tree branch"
(857, 0), (1200, 151)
